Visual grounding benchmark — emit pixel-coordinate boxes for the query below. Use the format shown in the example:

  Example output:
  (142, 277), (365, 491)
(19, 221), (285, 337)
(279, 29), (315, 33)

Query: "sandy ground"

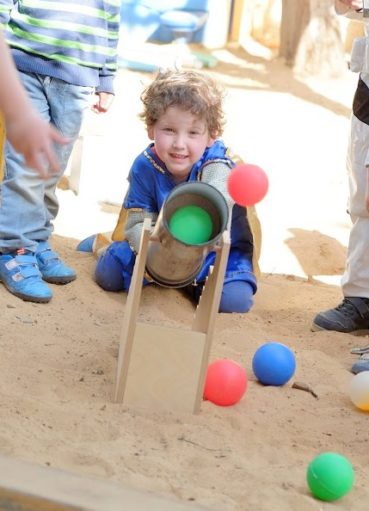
(1, 42), (369, 510)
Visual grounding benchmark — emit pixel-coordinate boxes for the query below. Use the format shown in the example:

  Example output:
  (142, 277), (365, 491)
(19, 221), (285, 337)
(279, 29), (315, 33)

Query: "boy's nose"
(173, 134), (185, 148)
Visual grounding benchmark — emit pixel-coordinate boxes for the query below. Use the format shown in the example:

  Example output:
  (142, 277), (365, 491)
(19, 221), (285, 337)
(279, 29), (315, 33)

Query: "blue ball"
(252, 342), (296, 386)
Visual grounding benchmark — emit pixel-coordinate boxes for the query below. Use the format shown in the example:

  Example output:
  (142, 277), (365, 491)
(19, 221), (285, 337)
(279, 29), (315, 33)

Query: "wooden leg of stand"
(192, 231), (230, 413)
(192, 231), (230, 335)
(114, 218), (152, 403)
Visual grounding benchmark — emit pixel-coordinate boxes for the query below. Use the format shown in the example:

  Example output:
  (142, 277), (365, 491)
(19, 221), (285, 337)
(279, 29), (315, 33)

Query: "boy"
(89, 69), (258, 313)
(0, 0), (120, 303)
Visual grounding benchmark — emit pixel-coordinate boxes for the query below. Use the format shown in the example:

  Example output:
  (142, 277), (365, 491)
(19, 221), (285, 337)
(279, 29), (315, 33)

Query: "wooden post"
(229, 0), (245, 42)
(114, 218), (152, 403)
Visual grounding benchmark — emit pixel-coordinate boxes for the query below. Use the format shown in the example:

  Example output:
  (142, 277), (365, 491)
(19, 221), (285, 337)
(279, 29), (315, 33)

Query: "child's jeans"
(0, 72), (93, 253)
(95, 240), (257, 313)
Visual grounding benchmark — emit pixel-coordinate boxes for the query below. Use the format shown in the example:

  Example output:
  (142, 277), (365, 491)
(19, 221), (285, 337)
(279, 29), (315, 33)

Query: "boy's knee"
(95, 247), (125, 291)
(219, 280), (254, 313)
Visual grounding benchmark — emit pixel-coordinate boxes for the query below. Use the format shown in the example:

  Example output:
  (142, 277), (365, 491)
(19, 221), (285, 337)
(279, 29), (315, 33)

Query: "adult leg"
(312, 77), (369, 333)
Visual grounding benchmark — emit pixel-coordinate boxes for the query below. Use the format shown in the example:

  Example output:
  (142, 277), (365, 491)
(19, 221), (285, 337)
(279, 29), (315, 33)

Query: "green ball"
(307, 452), (354, 501)
(169, 205), (213, 244)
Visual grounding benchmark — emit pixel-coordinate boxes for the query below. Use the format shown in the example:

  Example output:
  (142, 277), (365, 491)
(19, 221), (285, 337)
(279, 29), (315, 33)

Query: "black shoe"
(312, 297), (369, 335)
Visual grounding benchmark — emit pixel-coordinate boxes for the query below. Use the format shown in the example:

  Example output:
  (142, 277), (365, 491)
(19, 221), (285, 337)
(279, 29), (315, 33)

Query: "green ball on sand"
(307, 452), (354, 501)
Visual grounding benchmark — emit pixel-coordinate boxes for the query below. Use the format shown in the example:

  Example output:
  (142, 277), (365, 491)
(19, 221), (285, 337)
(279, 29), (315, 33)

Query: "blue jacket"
(123, 140), (257, 289)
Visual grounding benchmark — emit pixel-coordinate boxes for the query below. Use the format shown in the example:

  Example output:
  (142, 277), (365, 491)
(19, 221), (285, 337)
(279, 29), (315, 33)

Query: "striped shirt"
(0, 0), (120, 92)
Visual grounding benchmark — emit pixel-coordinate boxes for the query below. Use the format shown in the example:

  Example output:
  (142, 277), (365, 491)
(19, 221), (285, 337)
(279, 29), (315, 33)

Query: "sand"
(1, 42), (368, 510)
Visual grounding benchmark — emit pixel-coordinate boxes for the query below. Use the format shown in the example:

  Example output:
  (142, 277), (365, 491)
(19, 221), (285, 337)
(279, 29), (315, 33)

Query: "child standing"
(92, 69), (258, 313)
(0, 0), (120, 303)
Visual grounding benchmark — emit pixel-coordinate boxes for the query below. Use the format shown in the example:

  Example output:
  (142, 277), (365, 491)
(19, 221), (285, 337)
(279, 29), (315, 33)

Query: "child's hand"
(339, 0), (363, 8)
(91, 92), (114, 114)
(6, 112), (67, 178)
(335, 0), (363, 12)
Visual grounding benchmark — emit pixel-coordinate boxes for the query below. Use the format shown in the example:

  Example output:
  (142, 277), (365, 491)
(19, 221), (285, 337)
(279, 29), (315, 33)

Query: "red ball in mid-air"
(227, 163), (269, 206)
(203, 359), (248, 406)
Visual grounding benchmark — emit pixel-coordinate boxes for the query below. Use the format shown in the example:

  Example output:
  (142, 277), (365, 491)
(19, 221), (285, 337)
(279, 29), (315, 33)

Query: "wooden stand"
(114, 218), (230, 414)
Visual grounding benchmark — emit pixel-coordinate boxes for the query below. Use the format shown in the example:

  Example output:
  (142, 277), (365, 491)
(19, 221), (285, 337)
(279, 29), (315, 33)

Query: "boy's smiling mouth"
(170, 153), (188, 160)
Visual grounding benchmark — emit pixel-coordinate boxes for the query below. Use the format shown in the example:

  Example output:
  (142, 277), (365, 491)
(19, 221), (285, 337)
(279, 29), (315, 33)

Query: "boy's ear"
(147, 126), (154, 140)
(207, 135), (216, 147)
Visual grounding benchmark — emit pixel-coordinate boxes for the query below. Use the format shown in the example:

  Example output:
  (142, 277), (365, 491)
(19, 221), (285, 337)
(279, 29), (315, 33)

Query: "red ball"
(227, 163), (269, 206)
(203, 359), (248, 406)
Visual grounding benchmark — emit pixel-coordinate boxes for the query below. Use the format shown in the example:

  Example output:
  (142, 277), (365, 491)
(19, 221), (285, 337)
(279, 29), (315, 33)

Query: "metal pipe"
(146, 181), (229, 287)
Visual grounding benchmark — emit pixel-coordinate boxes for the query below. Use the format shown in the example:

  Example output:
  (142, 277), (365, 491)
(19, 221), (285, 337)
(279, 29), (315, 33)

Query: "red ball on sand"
(203, 359), (248, 406)
(227, 163), (269, 206)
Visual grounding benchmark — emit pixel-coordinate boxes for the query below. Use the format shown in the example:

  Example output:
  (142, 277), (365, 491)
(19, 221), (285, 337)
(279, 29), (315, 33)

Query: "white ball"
(349, 371), (369, 411)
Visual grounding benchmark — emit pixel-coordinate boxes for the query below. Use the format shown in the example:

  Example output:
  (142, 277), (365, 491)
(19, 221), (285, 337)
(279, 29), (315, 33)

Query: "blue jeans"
(0, 72), (93, 253)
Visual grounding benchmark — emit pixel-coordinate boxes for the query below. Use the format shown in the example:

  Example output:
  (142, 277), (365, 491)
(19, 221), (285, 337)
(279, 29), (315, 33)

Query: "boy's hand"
(6, 112), (67, 178)
(91, 92), (114, 114)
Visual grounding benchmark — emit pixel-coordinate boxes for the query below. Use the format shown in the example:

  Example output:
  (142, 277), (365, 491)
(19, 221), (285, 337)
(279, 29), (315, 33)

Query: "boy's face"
(147, 106), (215, 184)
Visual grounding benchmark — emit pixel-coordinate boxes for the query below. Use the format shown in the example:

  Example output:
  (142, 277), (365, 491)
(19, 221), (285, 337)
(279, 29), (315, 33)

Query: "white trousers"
(342, 80), (369, 297)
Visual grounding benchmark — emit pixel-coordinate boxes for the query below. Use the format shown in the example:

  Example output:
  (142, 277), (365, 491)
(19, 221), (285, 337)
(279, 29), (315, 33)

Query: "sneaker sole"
(0, 281), (51, 303)
(42, 274), (77, 285)
(311, 321), (369, 336)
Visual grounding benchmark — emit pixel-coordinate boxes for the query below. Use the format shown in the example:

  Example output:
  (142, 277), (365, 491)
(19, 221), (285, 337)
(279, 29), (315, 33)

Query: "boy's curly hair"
(139, 69), (225, 138)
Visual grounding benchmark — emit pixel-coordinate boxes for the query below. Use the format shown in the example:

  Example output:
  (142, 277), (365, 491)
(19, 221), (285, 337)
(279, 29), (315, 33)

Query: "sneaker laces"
(336, 300), (359, 318)
(337, 298), (369, 319)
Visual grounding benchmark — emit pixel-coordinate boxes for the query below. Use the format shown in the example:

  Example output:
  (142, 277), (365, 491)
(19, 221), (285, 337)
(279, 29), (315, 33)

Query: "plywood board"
(123, 322), (207, 413)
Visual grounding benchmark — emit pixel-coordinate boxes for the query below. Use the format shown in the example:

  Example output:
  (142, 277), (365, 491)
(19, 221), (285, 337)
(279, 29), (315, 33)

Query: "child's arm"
(124, 209), (157, 253)
(200, 161), (235, 230)
(0, 32), (66, 177)
(200, 162), (234, 208)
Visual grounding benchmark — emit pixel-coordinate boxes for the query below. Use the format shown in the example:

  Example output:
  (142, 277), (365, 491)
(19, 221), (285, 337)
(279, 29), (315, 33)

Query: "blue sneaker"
(76, 234), (96, 253)
(0, 250), (52, 303)
(352, 354), (369, 374)
(36, 241), (76, 284)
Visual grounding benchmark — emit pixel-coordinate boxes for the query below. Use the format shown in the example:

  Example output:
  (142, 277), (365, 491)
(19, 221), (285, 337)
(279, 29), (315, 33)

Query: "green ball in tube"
(169, 205), (213, 244)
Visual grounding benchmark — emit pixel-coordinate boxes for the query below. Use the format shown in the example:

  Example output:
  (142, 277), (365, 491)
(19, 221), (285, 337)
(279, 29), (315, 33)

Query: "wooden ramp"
(0, 454), (211, 511)
(114, 218), (230, 414)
